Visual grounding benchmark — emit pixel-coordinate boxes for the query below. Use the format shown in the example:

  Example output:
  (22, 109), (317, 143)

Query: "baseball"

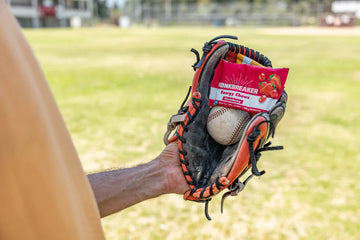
(207, 106), (251, 145)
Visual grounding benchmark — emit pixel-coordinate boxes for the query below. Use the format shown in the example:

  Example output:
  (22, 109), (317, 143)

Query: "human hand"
(157, 141), (190, 195)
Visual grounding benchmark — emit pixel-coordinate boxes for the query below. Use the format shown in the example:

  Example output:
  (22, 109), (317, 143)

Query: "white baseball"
(207, 106), (251, 145)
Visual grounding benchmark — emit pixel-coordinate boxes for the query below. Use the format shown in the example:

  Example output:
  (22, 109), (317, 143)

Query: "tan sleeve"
(0, 2), (105, 240)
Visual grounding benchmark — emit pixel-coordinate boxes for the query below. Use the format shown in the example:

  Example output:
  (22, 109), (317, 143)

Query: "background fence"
(121, 0), (336, 26)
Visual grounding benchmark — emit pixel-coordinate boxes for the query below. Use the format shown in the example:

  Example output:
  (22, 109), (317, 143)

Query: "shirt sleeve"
(0, 2), (105, 239)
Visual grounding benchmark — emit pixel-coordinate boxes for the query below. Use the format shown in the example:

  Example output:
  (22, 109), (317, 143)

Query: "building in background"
(8, 0), (93, 28)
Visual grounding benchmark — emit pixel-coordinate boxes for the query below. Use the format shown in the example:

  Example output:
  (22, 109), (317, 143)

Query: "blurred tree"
(93, 0), (110, 19)
(113, 1), (119, 10)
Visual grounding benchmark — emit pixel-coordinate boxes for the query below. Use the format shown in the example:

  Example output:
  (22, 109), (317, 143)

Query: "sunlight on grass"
(24, 26), (360, 240)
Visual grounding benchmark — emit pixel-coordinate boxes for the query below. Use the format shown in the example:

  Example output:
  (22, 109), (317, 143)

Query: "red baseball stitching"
(226, 112), (250, 145)
(208, 107), (230, 122)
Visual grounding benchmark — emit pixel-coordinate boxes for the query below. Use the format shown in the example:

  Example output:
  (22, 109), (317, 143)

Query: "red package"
(209, 59), (289, 113)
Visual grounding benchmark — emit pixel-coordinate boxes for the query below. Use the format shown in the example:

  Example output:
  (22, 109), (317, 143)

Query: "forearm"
(87, 142), (189, 218)
(88, 160), (165, 217)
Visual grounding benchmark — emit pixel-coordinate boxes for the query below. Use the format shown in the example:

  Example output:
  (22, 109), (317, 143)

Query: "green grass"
(24, 26), (360, 240)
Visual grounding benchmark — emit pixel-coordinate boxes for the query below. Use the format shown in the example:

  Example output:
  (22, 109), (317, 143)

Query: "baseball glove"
(164, 35), (288, 220)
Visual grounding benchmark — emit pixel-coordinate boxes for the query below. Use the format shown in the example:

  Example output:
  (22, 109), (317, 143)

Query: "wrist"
(155, 144), (190, 195)
(155, 157), (178, 194)
(144, 158), (170, 196)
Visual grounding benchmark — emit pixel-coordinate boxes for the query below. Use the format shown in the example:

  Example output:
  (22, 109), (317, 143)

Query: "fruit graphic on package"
(269, 74), (282, 90)
(259, 94), (267, 103)
(270, 89), (279, 98)
(259, 73), (266, 81)
(257, 72), (284, 103)
(258, 81), (266, 90)
(260, 82), (275, 96)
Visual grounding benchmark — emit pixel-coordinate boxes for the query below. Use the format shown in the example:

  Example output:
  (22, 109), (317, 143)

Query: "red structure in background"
(39, 5), (56, 17)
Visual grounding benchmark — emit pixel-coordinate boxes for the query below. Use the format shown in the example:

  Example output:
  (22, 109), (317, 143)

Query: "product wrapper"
(209, 59), (289, 113)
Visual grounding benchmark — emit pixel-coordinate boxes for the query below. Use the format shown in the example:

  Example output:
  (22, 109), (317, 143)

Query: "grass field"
(24, 26), (360, 240)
